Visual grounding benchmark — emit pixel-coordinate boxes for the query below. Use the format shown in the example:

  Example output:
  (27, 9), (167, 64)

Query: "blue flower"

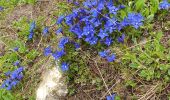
(98, 29), (108, 39)
(82, 24), (95, 36)
(0, 6), (4, 11)
(122, 13), (144, 29)
(28, 21), (35, 39)
(108, 6), (119, 15)
(73, 42), (80, 49)
(85, 36), (98, 45)
(118, 5), (125, 9)
(106, 0), (113, 7)
(105, 18), (118, 33)
(61, 62), (69, 71)
(90, 18), (101, 27)
(104, 37), (113, 46)
(13, 61), (20, 66)
(74, 1), (79, 6)
(70, 24), (83, 38)
(1, 67), (24, 90)
(44, 46), (52, 56)
(28, 32), (34, 39)
(52, 50), (65, 60)
(106, 94), (115, 100)
(106, 54), (116, 62)
(56, 15), (65, 24)
(58, 37), (69, 49)
(72, 8), (80, 18)
(97, 0), (105, 10)
(90, 9), (99, 17)
(43, 27), (49, 36)
(56, 27), (62, 35)
(29, 21), (36, 32)
(159, 0), (170, 10)
(10, 80), (19, 87)
(65, 14), (74, 26)
(117, 34), (125, 43)
(99, 51), (108, 58)
(13, 47), (19, 51)
(5, 71), (11, 76)
(83, 0), (93, 8)
(10, 67), (24, 80)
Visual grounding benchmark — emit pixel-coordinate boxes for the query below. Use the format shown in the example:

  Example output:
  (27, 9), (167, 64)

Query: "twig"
(101, 79), (120, 99)
(94, 61), (112, 99)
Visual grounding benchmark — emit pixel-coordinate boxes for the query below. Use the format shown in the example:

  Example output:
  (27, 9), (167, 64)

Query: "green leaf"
(135, 0), (145, 11)
(146, 14), (154, 22)
(168, 69), (170, 76)
(129, 63), (139, 69)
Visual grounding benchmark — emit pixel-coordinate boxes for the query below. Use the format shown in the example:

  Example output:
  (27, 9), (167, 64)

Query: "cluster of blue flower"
(159, 0), (170, 10)
(53, 0), (144, 69)
(99, 50), (116, 62)
(1, 61), (24, 90)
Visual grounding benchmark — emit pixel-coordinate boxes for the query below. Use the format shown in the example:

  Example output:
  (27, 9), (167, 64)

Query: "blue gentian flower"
(89, 36), (98, 45)
(74, 1), (79, 6)
(118, 5), (125, 9)
(106, 54), (116, 62)
(72, 8), (80, 17)
(52, 50), (65, 60)
(104, 37), (113, 46)
(44, 46), (52, 56)
(90, 9), (99, 17)
(73, 42), (80, 49)
(29, 21), (36, 32)
(83, 0), (93, 8)
(99, 51), (107, 58)
(10, 67), (24, 80)
(98, 29), (108, 39)
(61, 62), (69, 71)
(97, 0), (105, 10)
(99, 49), (111, 58)
(122, 13), (144, 29)
(56, 27), (62, 35)
(81, 16), (90, 22)
(65, 14), (74, 26)
(85, 36), (98, 45)
(82, 24), (95, 36)
(13, 47), (19, 51)
(90, 0), (98, 6)
(159, 0), (170, 10)
(90, 18), (101, 27)
(70, 24), (83, 38)
(43, 27), (49, 36)
(28, 32), (34, 39)
(56, 15), (65, 24)
(10, 80), (19, 87)
(106, 94), (115, 100)
(58, 37), (69, 49)
(1, 79), (12, 90)
(106, 0), (113, 7)
(108, 6), (119, 15)
(5, 71), (11, 76)
(117, 34), (125, 43)
(13, 61), (20, 66)
(1, 67), (24, 90)
(0, 6), (4, 11)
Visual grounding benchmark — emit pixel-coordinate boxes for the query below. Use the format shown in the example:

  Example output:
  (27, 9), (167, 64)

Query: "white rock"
(36, 61), (67, 100)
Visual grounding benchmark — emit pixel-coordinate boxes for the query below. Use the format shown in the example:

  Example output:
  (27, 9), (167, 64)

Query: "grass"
(0, 0), (170, 100)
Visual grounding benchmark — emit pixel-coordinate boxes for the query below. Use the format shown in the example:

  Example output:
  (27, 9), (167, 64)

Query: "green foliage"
(122, 32), (170, 81)
(0, 89), (16, 100)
